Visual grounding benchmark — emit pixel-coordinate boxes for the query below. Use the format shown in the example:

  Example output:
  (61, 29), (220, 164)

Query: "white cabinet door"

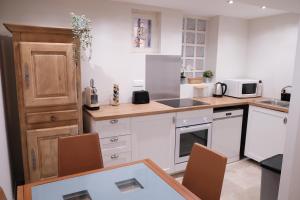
(131, 113), (176, 172)
(245, 106), (288, 162)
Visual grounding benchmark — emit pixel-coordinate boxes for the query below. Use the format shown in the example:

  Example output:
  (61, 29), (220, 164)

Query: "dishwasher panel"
(212, 109), (243, 163)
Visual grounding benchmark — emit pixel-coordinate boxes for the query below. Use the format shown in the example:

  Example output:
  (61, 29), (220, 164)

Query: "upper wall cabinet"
(20, 42), (77, 107)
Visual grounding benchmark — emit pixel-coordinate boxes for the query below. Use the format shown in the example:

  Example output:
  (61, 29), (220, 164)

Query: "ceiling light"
(227, 0), (234, 4)
(261, 5), (267, 10)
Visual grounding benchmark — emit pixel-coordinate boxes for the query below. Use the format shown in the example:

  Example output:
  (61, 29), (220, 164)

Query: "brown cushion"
(182, 143), (227, 200)
(58, 133), (103, 177)
(0, 187), (7, 200)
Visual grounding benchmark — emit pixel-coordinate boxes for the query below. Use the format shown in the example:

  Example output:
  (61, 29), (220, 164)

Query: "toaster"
(132, 90), (150, 104)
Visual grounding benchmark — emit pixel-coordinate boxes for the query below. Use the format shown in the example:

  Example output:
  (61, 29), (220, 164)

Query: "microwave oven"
(224, 79), (260, 98)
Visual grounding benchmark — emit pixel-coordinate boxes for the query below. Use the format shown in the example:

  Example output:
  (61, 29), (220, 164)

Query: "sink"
(259, 99), (290, 108)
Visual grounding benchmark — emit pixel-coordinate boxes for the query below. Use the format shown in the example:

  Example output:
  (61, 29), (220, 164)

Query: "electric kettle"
(213, 82), (227, 97)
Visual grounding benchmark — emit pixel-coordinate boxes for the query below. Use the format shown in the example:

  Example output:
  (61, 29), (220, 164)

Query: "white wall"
(0, 0), (182, 104)
(278, 20), (300, 200)
(205, 16), (248, 82)
(247, 14), (300, 98)
(215, 16), (249, 82)
(0, 78), (12, 200)
(205, 16), (219, 80)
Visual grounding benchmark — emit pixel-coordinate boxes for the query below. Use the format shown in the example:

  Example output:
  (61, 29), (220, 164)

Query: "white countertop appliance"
(224, 79), (260, 98)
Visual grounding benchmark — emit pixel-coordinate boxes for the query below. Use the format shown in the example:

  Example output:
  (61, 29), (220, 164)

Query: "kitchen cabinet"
(84, 115), (132, 168)
(3, 24), (82, 182)
(26, 125), (78, 181)
(20, 42), (77, 107)
(131, 113), (176, 173)
(245, 106), (288, 162)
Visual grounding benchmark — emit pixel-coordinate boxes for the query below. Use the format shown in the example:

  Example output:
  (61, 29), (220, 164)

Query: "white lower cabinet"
(131, 113), (176, 173)
(245, 106), (288, 162)
(84, 114), (132, 167)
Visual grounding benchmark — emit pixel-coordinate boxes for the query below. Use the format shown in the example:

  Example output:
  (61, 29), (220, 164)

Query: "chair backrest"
(0, 187), (7, 200)
(182, 143), (227, 200)
(58, 133), (103, 177)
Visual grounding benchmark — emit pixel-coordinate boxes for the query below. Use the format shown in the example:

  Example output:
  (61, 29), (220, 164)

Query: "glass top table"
(25, 160), (198, 200)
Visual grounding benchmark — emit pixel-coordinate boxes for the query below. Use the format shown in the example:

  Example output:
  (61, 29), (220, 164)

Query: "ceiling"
(112, 0), (299, 19)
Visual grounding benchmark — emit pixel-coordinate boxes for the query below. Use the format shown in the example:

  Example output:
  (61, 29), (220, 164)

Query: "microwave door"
(242, 83), (257, 95)
(175, 124), (212, 164)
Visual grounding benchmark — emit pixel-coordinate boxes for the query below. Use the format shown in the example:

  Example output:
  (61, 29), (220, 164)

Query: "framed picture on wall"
(133, 17), (152, 48)
(132, 9), (160, 53)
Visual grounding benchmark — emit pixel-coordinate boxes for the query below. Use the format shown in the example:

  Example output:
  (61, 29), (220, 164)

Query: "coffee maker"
(84, 79), (100, 110)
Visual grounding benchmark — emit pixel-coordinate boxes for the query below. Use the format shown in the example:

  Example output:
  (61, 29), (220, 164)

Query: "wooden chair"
(0, 187), (7, 200)
(182, 143), (227, 200)
(58, 133), (104, 177)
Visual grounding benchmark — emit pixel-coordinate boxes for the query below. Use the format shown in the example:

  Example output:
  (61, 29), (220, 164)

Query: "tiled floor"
(173, 159), (262, 200)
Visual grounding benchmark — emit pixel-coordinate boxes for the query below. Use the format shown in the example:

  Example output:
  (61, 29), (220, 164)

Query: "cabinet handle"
(24, 63), (30, 88)
(31, 149), (37, 171)
(110, 137), (119, 143)
(111, 154), (119, 159)
(110, 119), (118, 124)
(283, 117), (288, 124)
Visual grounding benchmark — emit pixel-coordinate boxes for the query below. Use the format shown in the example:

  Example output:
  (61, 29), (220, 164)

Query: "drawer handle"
(110, 137), (119, 143)
(111, 154), (119, 159)
(110, 119), (118, 124)
(50, 115), (57, 122)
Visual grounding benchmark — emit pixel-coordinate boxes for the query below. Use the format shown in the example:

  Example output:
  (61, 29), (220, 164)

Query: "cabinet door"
(27, 125), (78, 181)
(131, 113), (175, 172)
(245, 106), (287, 162)
(20, 42), (77, 107)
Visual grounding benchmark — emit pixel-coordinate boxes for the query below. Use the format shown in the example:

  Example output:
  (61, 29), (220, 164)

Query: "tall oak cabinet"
(3, 24), (82, 183)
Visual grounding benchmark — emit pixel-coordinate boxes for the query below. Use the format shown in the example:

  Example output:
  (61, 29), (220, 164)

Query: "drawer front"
(93, 118), (130, 138)
(102, 151), (132, 167)
(27, 110), (78, 124)
(100, 135), (131, 152)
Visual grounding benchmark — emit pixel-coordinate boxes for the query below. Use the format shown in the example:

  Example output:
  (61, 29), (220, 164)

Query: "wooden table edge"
(21, 159), (200, 200)
(17, 186), (24, 200)
(143, 159), (201, 200)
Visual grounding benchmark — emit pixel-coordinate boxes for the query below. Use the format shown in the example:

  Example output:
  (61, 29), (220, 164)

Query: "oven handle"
(177, 123), (212, 134)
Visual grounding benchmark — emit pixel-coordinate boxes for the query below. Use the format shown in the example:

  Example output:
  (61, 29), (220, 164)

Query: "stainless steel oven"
(175, 110), (212, 165)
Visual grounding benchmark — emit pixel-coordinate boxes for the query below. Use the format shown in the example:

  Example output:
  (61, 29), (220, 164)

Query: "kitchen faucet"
(281, 85), (292, 93)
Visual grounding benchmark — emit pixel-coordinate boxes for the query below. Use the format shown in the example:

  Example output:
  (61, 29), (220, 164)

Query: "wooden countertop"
(85, 97), (288, 120)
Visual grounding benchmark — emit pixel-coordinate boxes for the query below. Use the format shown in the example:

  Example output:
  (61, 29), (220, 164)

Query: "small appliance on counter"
(111, 84), (120, 106)
(213, 82), (227, 97)
(84, 79), (100, 110)
(132, 90), (150, 104)
(281, 86), (292, 102)
(224, 79), (260, 98)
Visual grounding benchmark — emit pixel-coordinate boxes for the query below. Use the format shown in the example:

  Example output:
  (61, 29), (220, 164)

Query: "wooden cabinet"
(27, 125), (78, 181)
(245, 106), (287, 162)
(3, 24), (82, 183)
(131, 113), (176, 173)
(19, 42), (77, 107)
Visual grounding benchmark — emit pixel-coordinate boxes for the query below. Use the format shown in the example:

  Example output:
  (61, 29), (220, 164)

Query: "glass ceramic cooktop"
(156, 98), (209, 108)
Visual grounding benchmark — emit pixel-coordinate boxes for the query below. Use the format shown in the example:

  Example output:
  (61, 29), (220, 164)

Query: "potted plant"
(203, 70), (214, 83)
(71, 12), (93, 61)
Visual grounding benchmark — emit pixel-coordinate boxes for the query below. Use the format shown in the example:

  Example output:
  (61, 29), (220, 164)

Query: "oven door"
(175, 123), (212, 164)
